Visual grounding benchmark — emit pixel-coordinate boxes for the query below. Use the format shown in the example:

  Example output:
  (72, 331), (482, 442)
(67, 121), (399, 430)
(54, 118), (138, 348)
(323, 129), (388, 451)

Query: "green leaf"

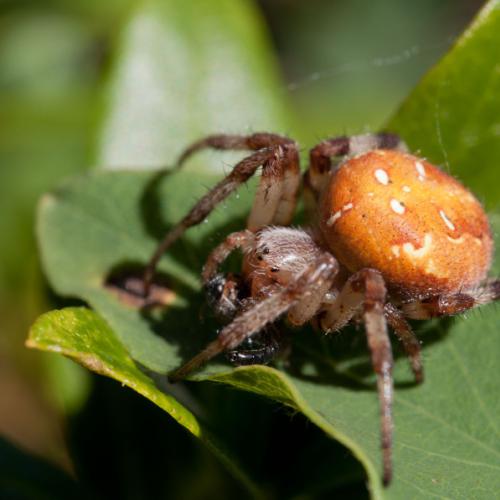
(31, 0), (296, 495)
(27, 307), (262, 498)
(31, 0), (500, 498)
(97, 0), (295, 170)
(212, 307), (500, 500)
(388, 0), (500, 209)
(36, 168), (253, 372)
(36, 165), (500, 498)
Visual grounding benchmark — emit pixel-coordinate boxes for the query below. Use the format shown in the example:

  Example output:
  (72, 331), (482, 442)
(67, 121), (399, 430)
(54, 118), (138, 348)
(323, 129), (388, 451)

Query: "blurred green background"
(0, 0), (485, 498)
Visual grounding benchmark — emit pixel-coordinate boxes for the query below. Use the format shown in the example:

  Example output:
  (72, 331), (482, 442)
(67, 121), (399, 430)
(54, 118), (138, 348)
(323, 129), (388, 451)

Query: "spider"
(141, 132), (498, 486)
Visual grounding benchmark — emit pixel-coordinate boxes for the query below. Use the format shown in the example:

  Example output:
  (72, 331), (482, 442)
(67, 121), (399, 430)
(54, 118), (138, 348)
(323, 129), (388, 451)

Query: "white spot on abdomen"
(415, 161), (426, 181)
(403, 234), (433, 259)
(390, 199), (406, 214)
(326, 203), (354, 226)
(447, 235), (465, 244)
(374, 169), (390, 185)
(425, 258), (438, 274)
(439, 210), (455, 231)
(402, 185), (411, 193)
(327, 210), (342, 226)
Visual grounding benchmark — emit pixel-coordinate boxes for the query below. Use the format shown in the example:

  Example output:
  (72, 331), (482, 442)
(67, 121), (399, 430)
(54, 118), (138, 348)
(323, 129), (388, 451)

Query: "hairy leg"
(202, 230), (284, 364)
(201, 230), (255, 320)
(177, 132), (301, 229)
(287, 268), (336, 326)
(320, 269), (394, 485)
(177, 133), (291, 166)
(387, 279), (500, 383)
(384, 303), (423, 383)
(304, 133), (408, 205)
(402, 279), (500, 319)
(168, 253), (338, 381)
(202, 230), (255, 283)
(362, 271), (394, 486)
(320, 274), (422, 384)
(319, 272), (365, 332)
(143, 134), (300, 294)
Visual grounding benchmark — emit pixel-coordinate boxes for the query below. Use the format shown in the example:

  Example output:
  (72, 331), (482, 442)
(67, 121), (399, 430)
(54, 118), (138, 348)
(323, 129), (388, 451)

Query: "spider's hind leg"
(305, 132), (408, 199)
(320, 268), (394, 486)
(401, 279), (500, 319)
(384, 303), (424, 384)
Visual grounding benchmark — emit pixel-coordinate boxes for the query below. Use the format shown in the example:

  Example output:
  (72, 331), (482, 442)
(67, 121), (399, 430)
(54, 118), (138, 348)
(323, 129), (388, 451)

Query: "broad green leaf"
(27, 307), (262, 498)
(36, 169), (253, 372)
(388, 0), (500, 208)
(97, 0), (294, 171)
(31, 1), (500, 498)
(30, 0), (296, 494)
(36, 166), (500, 499)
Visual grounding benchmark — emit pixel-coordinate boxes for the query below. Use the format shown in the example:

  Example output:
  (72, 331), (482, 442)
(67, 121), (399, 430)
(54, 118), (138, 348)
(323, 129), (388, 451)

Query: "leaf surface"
(27, 307), (262, 498)
(388, 0), (500, 208)
(35, 166), (500, 499)
(31, 0), (295, 495)
(97, 0), (294, 170)
(31, 0), (500, 498)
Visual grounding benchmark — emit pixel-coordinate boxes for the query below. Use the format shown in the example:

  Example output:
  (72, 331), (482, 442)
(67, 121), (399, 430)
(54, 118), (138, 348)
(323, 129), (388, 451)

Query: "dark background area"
(0, 0), (485, 498)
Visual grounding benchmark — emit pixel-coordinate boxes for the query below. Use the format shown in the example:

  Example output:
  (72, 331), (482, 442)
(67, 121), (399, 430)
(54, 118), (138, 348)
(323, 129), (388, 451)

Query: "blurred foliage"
(28, 308), (262, 497)
(260, 0), (484, 141)
(1, 0), (496, 499)
(97, 0), (294, 170)
(0, 436), (82, 500)
(388, 0), (500, 209)
(0, 0), (98, 471)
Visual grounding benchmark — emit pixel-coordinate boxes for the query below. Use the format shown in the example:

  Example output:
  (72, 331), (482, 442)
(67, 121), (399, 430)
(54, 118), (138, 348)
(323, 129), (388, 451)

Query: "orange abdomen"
(320, 150), (493, 298)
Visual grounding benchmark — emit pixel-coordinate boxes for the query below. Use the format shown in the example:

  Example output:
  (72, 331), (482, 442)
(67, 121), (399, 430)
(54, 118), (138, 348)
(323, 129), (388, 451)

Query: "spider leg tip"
(383, 466), (393, 487)
(167, 370), (182, 384)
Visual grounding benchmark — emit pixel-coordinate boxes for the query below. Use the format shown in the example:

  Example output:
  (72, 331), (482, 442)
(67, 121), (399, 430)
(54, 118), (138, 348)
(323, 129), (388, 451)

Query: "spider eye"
(270, 267), (279, 273)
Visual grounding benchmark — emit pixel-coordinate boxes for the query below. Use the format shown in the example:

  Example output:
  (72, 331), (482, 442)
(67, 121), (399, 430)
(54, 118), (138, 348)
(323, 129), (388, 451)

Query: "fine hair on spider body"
(140, 132), (498, 486)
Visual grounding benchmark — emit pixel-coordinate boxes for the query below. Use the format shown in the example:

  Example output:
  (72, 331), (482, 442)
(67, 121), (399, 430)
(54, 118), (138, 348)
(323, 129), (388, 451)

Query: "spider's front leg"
(202, 229), (255, 321)
(142, 133), (300, 295)
(168, 253), (338, 382)
(201, 229), (283, 365)
(320, 268), (394, 486)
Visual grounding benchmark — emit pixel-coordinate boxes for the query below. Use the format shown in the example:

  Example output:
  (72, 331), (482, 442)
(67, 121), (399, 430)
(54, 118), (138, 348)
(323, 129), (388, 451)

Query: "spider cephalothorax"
(140, 132), (498, 486)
